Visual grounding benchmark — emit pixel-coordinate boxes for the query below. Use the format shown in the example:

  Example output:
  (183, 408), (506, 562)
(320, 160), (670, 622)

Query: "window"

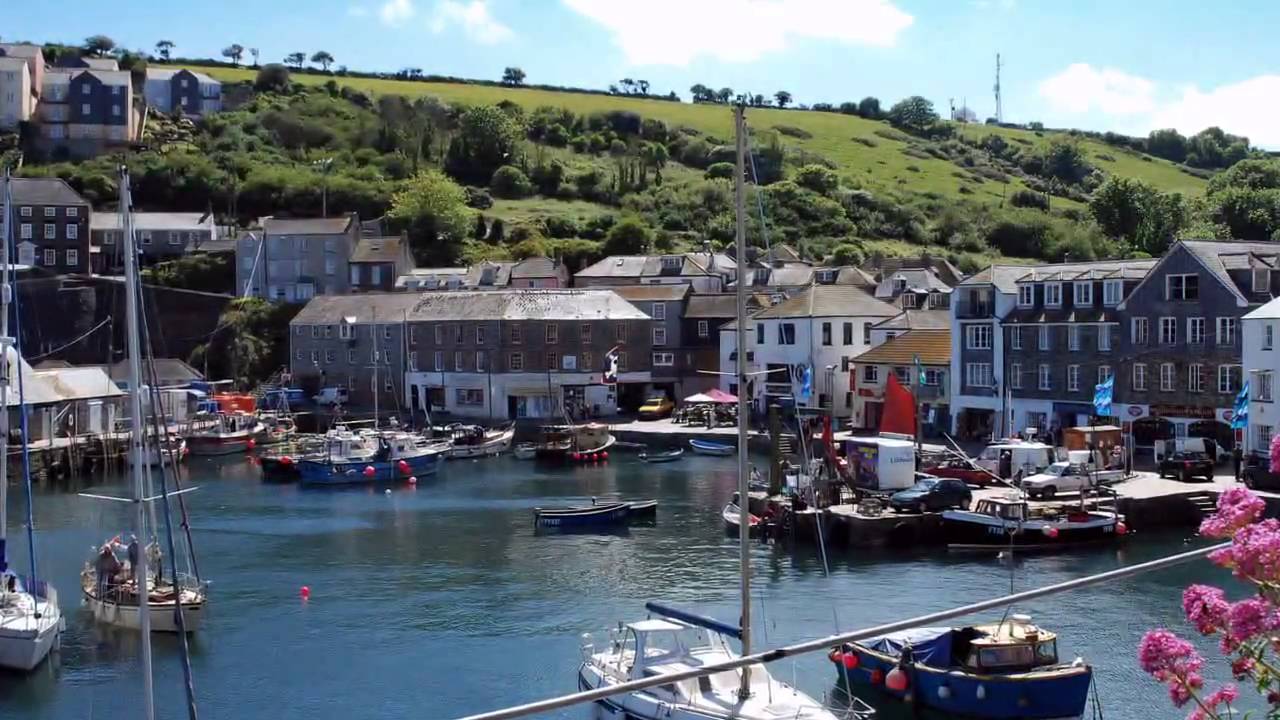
(476, 326), (486, 344)
(324, 258), (336, 276)
(311, 325), (321, 338)
(1098, 326), (1111, 351)
(324, 349), (335, 364)
(778, 323), (796, 345)
(511, 325), (522, 344)
(1010, 326), (1022, 350)
(1133, 363), (1147, 391)
(454, 324), (463, 343)
(1188, 317), (1206, 345)
(616, 323), (626, 341)
(582, 351), (593, 369)
(66, 249), (78, 266)
(384, 326), (392, 340)
(617, 352), (628, 371)
(1044, 283), (1062, 307)
(509, 352), (524, 371)
(1038, 364), (1051, 391)
(112, 104), (120, 117)
(434, 351), (444, 371)
(455, 351), (465, 371)
(822, 322), (832, 346)
(1161, 363), (1175, 391)
(842, 322), (853, 345)
(350, 349), (359, 364)
(1067, 365), (1080, 392)
(756, 324), (765, 345)
(863, 365), (880, 383)
(1068, 326), (1080, 352)
(965, 362), (993, 388)
(19, 207), (30, 217)
(1073, 282), (1093, 306)
(863, 322), (872, 345)
(140, 230), (152, 245)
(348, 266), (360, 285)
(19, 224), (29, 239)
(1254, 268), (1270, 294)
(1257, 372), (1274, 402)
(43, 223), (55, 240)
(652, 352), (675, 366)
(1038, 326), (1050, 351)
(1018, 285), (1034, 307)
(338, 323), (353, 340)
(1159, 317), (1177, 345)
(653, 327), (667, 345)
(580, 324), (591, 342)
(1098, 365), (1112, 385)
(1010, 362), (1022, 390)
(81, 103), (90, 115)
(1218, 365), (1240, 394)
(542, 324), (557, 343)
(1267, 325), (1275, 351)
(652, 303), (666, 320)
(966, 325), (992, 350)
(1189, 363), (1204, 393)
(1259, 425), (1274, 450)
(893, 366), (910, 383)
(455, 389), (484, 406)
(67, 207), (78, 218)
(1166, 274), (1199, 301)
(309, 350), (319, 364)
(167, 231), (182, 246)
(1103, 280), (1122, 306)
(43, 207), (55, 218)
(43, 249), (55, 265)
(697, 320), (709, 338)
(902, 294), (917, 309)
(476, 352), (488, 372)
(1217, 317), (1238, 346)
(295, 349), (303, 362)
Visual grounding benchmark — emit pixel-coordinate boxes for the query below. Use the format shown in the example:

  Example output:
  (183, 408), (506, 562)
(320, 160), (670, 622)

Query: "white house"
(1243, 296), (1280, 456)
(719, 285), (898, 420)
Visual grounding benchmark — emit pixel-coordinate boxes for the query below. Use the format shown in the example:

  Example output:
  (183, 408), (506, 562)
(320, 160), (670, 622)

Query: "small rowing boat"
(534, 502), (630, 528)
(689, 439), (734, 456)
(513, 443), (536, 460)
(639, 448), (683, 463)
(626, 499), (658, 518)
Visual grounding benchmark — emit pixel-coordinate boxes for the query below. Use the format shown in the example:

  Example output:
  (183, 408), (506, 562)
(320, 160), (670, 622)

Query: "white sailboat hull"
(82, 592), (205, 633)
(0, 597), (61, 671)
(448, 428), (515, 458)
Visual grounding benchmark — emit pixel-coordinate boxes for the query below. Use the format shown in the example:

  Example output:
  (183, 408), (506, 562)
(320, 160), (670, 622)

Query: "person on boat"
(998, 450), (1012, 480)
(95, 544), (123, 595)
(147, 540), (164, 584)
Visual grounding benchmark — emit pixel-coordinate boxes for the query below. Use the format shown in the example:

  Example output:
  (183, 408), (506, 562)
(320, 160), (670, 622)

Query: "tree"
(1146, 128), (1188, 164)
(84, 35), (116, 57)
(444, 104), (523, 185)
(387, 169), (474, 265)
(1208, 158), (1280, 193)
(490, 165), (533, 198)
(1042, 137), (1089, 184)
(715, 87), (733, 104)
(887, 96), (938, 134)
(155, 40), (174, 62)
(602, 216), (653, 256)
(310, 50), (335, 71)
(249, 47), (260, 67)
(1090, 176), (1151, 243)
(284, 52), (305, 70)
(222, 44), (245, 66)
(254, 64), (291, 93)
(829, 243), (865, 266)
(501, 66), (526, 86)
(641, 142), (669, 185)
(637, 79), (649, 95)
(689, 84), (714, 103)
(794, 164), (839, 195)
(619, 78), (636, 94)
(189, 298), (296, 388)
(857, 96), (882, 119)
(774, 90), (792, 109)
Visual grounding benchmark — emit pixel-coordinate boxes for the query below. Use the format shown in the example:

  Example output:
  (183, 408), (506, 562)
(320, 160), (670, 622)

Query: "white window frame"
(455, 350), (465, 372)
(1038, 326), (1050, 351)
(477, 352), (488, 372)
(43, 207), (55, 218)
(1103, 280), (1122, 306)
(965, 362), (993, 388)
(1068, 326), (1080, 352)
(1044, 283), (1062, 308)
(1189, 363), (1204, 393)
(652, 352), (675, 367)
(338, 323), (353, 340)
(1188, 317), (1205, 345)
(1067, 364), (1079, 392)
(1098, 325), (1111, 351)
(1267, 324), (1276, 351)
(1037, 363), (1051, 391)
(1258, 372), (1274, 402)
(67, 207), (78, 218)
(651, 303), (666, 321)
(1258, 424), (1274, 451)
(1009, 326), (1022, 350)
(1217, 317), (1237, 346)
(1132, 363), (1147, 391)
(1218, 365), (1239, 394)
(434, 351), (444, 371)
(1010, 362), (1022, 390)
(966, 325), (992, 350)
(509, 352), (524, 371)
(66, 249), (78, 266)
(652, 327), (667, 345)
(863, 365), (879, 384)
(44, 223), (56, 240)
(1166, 274), (1199, 301)
(43, 248), (55, 265)
(1160, 363), (1175, 392)
(1254, 268), (1270, 294)
(1159, 317), (1177, 345)
(1017, 285), (1033, 308)
(1072, 282), (1092, 306)
(697, 320), (709, 338)
(1098, 365), (1112, 385)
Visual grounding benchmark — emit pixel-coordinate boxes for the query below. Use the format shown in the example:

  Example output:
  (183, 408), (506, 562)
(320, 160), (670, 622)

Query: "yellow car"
(638, 397), (674, 420)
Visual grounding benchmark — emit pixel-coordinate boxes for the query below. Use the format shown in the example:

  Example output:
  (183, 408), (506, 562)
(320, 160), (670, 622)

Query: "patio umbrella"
(683, 392), (716, 404)
(705, 388), (738, 403)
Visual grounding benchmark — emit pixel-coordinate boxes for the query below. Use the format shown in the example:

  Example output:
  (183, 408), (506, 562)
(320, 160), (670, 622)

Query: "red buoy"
(573, 453), (582, 461)
(246, 438), (257, 450)
(1115, 521), (1128, 535)
(842, 652), (860, 670)
(398, 459), (411, 475)
(592, 453), (599, 462)
(601, 451), (609, 461)
(363, 465), (377, 478)
(280, 456), (293, 466)
(299, 585), (311, 599)
(886, 667), (909, 692)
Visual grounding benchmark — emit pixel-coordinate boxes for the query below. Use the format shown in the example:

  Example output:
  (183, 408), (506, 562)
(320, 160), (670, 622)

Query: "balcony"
(955, 301), (993, 319)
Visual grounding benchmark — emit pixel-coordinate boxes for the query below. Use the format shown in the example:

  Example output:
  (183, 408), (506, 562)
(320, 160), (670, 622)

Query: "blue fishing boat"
(829, 615), (1091, 719)
(689, 439), (734, 456)
(533, 501), (631, 528)
(298, 429), (446, 486)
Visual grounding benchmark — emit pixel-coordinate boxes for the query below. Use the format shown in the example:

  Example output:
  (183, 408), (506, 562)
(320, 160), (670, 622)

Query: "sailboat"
(0, 171), (62, 671)
(576, 107), (872, 720)
(79, 168), (206, 634)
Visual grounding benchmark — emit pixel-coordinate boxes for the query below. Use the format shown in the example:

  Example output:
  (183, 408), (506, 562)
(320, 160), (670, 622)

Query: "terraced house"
(1, 177), (91, 274)
(39, 65), (136, 150)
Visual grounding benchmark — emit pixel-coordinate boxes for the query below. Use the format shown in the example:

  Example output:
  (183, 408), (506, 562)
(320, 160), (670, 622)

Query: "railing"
(764, 382), (792, 396)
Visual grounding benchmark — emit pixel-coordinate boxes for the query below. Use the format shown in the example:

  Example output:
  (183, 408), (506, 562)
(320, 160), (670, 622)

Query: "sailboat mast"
(0, 172), (10, 576)
(121, 167), (157, 720)
(733, 103), (752, 697)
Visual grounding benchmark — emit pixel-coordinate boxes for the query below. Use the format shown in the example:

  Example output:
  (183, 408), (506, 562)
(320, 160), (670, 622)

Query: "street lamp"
(313, 157), (334, 217)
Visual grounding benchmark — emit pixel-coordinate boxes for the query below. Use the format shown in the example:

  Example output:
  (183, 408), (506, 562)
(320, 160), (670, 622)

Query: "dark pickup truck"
(1243, 452), (1280, 491)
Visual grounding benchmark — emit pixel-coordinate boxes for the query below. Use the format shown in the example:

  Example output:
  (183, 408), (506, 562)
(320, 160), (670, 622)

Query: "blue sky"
(12, 0), (1280, 145)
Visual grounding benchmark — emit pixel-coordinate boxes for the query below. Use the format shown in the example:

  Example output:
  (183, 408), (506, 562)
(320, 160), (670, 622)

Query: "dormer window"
(1254, 267), (1270, 295)
(902, 293), (917, 309)
(816, 270), (834, 283)
(1103, 279), (1123, 306)
(1073, 281), (1093, 306)
(1017, 284), (1033, 308)
(660, 255), (681, 270)
(338, 318), (355, 340)
(1044, 283), (1062, 308)
(893, 276), (907, 292)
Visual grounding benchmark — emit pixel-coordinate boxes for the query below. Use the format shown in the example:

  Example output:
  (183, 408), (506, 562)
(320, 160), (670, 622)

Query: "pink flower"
(1183, 585), (1229, 635)
(1226, 597), (1280, 644)
(1139, 629), (1205, 676)
(1204, 684), (1238, 708)
(1200, 487), (1266, 538)
(1213, 519), (1280, 583)
(1231, 656), (1254, 679)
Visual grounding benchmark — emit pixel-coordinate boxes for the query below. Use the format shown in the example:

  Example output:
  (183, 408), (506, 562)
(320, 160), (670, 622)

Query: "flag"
(1093, 373), (1114, 416)
(602, 346), (620, 385)
(879, 372), (915, 436)
(799, 364), (812, 401)
(914, 354), (924, 385)
(1232, 381), (1250, 430)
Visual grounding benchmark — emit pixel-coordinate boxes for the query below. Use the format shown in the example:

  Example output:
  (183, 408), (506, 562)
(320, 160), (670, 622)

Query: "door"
(508, 395), (518, 421)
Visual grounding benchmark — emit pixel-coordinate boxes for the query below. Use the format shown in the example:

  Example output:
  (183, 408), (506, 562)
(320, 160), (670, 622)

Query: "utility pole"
(994, 53), (1003, 124)
(732, 102), (752, 700)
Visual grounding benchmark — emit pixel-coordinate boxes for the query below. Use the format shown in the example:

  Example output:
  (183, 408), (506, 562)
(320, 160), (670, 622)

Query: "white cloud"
(1151, 76), (1280, 149)
(1038, 63), (1156, 116)
(379, 0), (415, 26)
(561, 0), (913, 66)
(430, 1), (514, 45)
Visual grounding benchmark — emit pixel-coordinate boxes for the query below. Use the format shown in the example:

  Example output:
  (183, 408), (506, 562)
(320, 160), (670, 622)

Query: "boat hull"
(513, 443), (536, 460)
(298, 450), (443, 485)
(941, 510), (1120, 550)
(627, 500), (658, 518)
(448, 428), (515, 459)
(639, 449), (683, 463)
(689, 439), (734, 456)
(0, 599), (61, 671)
(186, 435), (251, 456)
(535, 503), (630, 528)
(830, 647), (1092, 719)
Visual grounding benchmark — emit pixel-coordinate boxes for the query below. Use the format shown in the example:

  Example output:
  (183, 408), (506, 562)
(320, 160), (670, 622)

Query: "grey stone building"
(91, 211), (217, 270)
(2, 177), (91, 274)
(236, 214), (360, 301)
(349, 234), (414, 292)
(610, 284), (689, 400)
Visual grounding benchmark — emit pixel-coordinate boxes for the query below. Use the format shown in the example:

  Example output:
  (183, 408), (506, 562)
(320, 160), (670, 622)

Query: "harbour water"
(0, 453), (1251, 718)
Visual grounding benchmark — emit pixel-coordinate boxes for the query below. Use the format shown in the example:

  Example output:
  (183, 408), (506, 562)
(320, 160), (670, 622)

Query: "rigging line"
(23, 317), (111, 361)
(742, 123), (774, 257)
(6, 190), (41, 603)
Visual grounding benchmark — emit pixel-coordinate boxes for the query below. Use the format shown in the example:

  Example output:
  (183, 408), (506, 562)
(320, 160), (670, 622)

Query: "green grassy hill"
(186, 65), (1208, 205)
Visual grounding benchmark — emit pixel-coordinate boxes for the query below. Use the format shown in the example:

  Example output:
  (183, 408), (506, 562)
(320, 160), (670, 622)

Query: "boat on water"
(513, 442), (536, 460)
(722, 498), (761, 536)
(639, 448), (683, 463)
(446, 423), (515, 459)
(941, 494), (1125, 551)
(186, 411), (261, 456)
(298, 428), (446, 485)
(534, 501), (631, 528)
(689, 438), (734, 456)
(127, 435), (187, 467)
(0, 575), (62, 671)
(627, 499), (658, 518)
(828, 615), (1091, 719)
(534, 423), (616, 463)
(80, 557), (206, 633)
(257, 435), (326, 480)
(253, 412), (297, 446)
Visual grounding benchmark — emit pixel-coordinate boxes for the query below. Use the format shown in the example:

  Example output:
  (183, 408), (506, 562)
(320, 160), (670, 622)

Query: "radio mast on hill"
(994, 53), (1003, 123)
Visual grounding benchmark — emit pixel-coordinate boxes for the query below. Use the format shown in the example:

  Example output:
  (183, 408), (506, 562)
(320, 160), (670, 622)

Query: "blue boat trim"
(644, 602), (742, 639)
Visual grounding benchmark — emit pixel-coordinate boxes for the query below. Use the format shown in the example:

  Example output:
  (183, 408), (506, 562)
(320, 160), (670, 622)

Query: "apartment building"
(851, 328), (951, 433)
(143, 68), (222, 116)
(575, 252), (737, 292)
(90, 211), (216, 270)
(609, 284), (690, 400)
(1, 177), (91, 273)
(349, 234), (414, 292)
(0, 57), (33, 129)
(236, 214), (360, 300)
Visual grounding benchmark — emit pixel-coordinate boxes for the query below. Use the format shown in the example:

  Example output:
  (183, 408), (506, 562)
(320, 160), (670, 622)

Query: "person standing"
(1233, 444), (1244, 482)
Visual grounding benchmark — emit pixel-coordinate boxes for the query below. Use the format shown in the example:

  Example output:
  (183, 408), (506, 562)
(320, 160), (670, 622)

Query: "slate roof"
(836, 267), (876, 286)
(0, 44), (43, 60)
(145, 68), (218, 84)
(684, 293), (771, 319)
(753, 285), (898, 319)
(962, 259), (1156, 293)
(5, 177), (88, 207)
(1181, 239), (1280, 305)
(350, 235), (405, 263)
(79, 58), (121, 71)
(292, 290), (651, 324)
(874, 268), (953, 298)
(607, 284), (691, 302)
(395, 268), (468, 289)
(873, 309), (952, 331)
(853, 329), (951, 367)
(81, 69), (130, 86)
(1245, 296), (1280, 321)
(510, 256), (563, 279)
(576, 252), (736, 279)
(263, 215), (355, 236)
(465, 261), (515, 287)
(92, 212), (213, 232)
(877, 257), (966, 286)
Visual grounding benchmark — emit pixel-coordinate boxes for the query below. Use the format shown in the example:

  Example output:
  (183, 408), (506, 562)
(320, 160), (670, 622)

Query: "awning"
(683, 392), (716, 403)
(706, 388), (737, 403)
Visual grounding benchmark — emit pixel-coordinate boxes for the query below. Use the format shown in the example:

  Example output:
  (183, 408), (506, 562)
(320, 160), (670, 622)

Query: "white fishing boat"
(185, 411), (261, 456)
(514, 443), (537, 460)
(0, 173), (62, 671)
(577, 107), (870, 720)
(127, 436), (187, 467)
(446, 423), (516, 459)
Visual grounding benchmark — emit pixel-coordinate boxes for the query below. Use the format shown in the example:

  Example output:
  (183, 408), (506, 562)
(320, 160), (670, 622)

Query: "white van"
(976, 441), (1057, 479)
(312, 387), (350, 406)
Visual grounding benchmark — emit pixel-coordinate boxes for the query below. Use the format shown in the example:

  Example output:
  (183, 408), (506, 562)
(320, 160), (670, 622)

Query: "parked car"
(312, 387), (349, 406)
(889, 476), (972, 514)
(1158, 451), (1215, 482)
(1243, 452), (1280, 490)
(925, 459), (999, 487)
(1018, 462), (1124, 499)
(637, 396), (675, 420)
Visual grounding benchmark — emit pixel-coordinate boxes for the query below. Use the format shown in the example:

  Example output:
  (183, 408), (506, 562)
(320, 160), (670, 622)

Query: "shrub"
(544, 124), (570, 147)
(489, 165), (533, 199)
(773, 125), (813, 139)
(465, 187), (493, 209)
(794, 164), (840, 195)
(705, 162), (735, 180)
(852, 137), (877, 147)
(542, 215), (580, 239)
(1009, 189), (1049, 210)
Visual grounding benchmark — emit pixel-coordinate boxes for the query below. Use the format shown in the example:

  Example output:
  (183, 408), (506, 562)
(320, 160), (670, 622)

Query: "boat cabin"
(961, 618), (1060, 672)
(972, 496), (1029, 522)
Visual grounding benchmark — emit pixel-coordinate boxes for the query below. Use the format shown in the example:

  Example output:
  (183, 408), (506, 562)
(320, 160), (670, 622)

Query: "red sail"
(879, 373), (916, 436)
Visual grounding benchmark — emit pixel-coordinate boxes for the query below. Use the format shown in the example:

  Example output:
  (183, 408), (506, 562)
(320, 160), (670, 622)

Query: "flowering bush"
(1140, 487), (1280, 719)
(1271, 433), (1280, 474)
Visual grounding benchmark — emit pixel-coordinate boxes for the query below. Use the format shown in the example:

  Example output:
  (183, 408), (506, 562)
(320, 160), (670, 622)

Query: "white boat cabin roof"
(629, 618), (687, 633)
